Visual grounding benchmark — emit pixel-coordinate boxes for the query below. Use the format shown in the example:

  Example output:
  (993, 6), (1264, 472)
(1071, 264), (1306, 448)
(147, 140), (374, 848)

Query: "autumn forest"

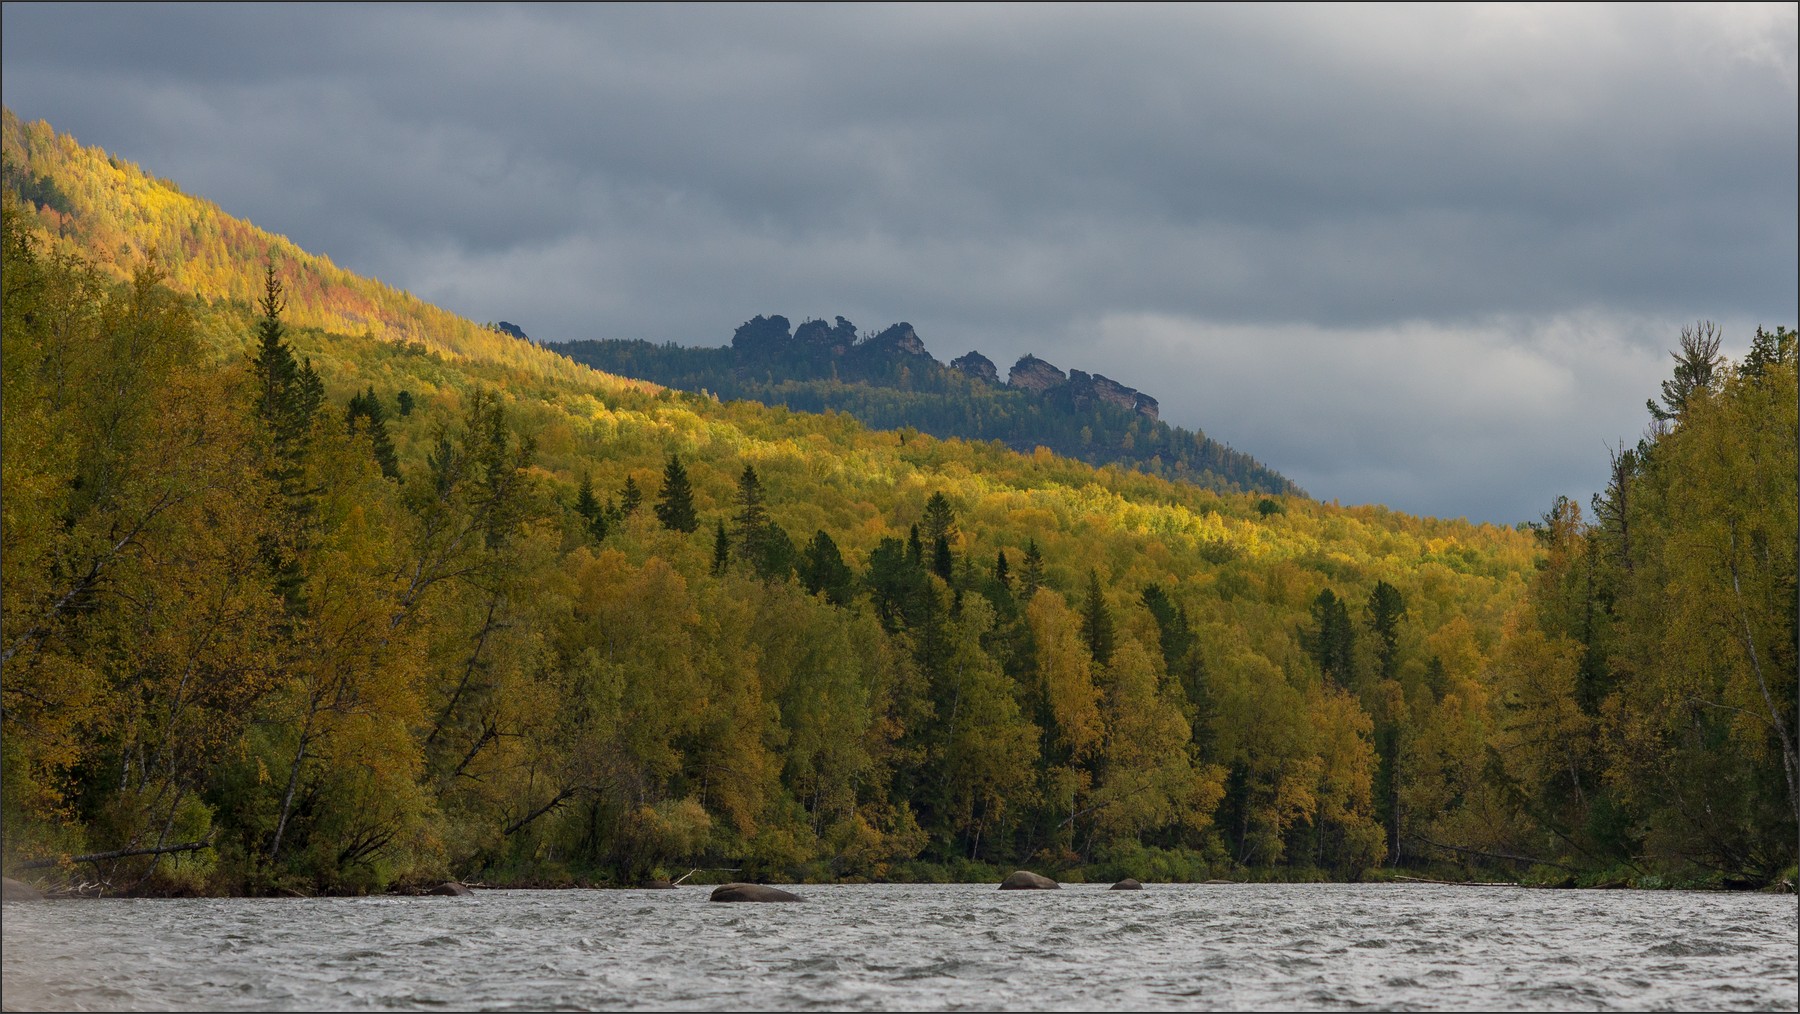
(2, 110), (1795, 896)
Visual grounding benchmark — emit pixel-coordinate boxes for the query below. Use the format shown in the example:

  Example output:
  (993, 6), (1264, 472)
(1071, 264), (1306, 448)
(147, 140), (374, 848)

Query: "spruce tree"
(801, 530), (853, 605)
(654, 453), (699, 532)
(1364, 581), (1406, 681)
(346, 387), (399, 479)
(712, 520), (730, 575)
(732, 465), (772, 569)
(1021, 539), (1044, 600)
(931, 534), (954, 583)
(1081, 568), (1115, 666)
(620, 475), (643, 516)
(921, 492), (957, 545)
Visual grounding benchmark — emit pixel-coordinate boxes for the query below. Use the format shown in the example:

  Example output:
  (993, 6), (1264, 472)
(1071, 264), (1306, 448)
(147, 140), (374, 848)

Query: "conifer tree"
(732, 464), (771, 564)
(346, 387), (399, 479)
(931, 534), (954, 583)
(1306, 588), (1355, 685)
(1364, 581), (1406, 681)
(573, 472), (600, 525)
(922, 492), (957, 545)
(994, 550), (1011, 591)
(801, 529), (853, 606)
(654, 453), (699, 532)
(1081, 568), (1115, 666)
(620, 476), (643, 516)
(1021, 539), (1045, 601)
(712, 519), (730, 575)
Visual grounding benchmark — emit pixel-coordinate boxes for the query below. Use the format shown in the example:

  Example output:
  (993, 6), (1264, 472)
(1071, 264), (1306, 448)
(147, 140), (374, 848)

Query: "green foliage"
(551, 333), (1301, 498)
(38, 113), (1785, 897)
(653, 453), (699, 534)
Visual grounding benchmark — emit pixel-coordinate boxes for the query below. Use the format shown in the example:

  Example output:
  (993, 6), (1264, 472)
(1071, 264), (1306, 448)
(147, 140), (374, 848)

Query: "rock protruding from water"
(639, 879), (677, 889)
(710, 882), (802, 903)
(2, 877), (44, 902)
(998, 870), (1060, 890)
(1109, 878), (1144, 891)
(428, 882), (474, 896)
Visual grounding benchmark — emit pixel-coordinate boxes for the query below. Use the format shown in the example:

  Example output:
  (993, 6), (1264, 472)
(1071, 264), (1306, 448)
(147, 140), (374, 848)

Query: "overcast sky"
(4, 4), (1794, 524)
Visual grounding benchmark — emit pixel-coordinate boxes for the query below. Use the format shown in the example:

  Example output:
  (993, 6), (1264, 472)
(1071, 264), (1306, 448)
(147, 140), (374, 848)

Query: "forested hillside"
(553, 319), (1299, 497)
(2, 112), (1791, 896)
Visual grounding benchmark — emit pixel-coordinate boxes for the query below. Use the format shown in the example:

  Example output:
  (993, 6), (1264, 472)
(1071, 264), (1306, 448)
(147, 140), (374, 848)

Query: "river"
(2, 883), (1794, 1011)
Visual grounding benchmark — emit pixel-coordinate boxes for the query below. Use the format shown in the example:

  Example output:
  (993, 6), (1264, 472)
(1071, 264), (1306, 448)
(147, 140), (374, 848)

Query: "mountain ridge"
(551, 313), (1297, 497)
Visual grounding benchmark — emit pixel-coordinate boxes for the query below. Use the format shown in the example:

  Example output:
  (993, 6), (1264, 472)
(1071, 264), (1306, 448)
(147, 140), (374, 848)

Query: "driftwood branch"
(16, 838), (211, 871)
(671, 867), (740, 885)
(1391, 874), (1522, 887)
(503, 786), (578, 836)
(1405, 833), (1578, 872)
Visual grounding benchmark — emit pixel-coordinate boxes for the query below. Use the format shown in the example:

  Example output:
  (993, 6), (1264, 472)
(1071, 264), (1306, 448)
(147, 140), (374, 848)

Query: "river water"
(2, 883), (1794, 1011)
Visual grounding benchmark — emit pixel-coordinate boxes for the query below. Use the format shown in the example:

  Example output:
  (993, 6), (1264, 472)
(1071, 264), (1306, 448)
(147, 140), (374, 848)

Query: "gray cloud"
(4, 3), (1794, 523)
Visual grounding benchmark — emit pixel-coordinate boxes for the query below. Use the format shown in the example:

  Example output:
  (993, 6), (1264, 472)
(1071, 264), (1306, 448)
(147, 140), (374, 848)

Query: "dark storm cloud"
(4, 3), (1794, 523)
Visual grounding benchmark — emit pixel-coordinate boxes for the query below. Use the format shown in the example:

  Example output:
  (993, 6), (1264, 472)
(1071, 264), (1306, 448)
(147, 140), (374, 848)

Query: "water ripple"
(2, 884), (1795, 1011)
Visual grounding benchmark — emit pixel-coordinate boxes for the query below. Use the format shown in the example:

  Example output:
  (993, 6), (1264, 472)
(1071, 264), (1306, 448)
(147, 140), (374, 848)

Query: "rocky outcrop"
(950, 351), (999, 385)
(1065, 370), (1160, 421)
(1109, 878), (1144, 891)
(494, 321), (530, 342)
(427, 882), (474, 896)
(862, 322), (931, 358)
(1007, 355), (1067, 394)
(710, 882), (803, 902)
(731, 314), (794, 354)
(793, 316), (858, 355)
(2, 877), (44, 902)
(998, 870), (1060, 890)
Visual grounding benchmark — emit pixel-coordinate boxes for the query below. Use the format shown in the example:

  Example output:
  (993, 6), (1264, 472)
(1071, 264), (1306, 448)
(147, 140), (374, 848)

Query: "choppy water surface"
(3, 883), (1795, 1011)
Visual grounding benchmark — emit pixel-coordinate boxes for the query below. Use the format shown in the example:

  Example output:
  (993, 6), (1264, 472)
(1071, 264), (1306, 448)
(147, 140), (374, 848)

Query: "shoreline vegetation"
(3, 112), (1796, 904)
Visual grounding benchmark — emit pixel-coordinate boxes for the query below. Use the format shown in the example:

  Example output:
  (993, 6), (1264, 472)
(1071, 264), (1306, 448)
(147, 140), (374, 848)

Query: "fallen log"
(16, 839), (211, 871)
(1391, 875), (1522, 887)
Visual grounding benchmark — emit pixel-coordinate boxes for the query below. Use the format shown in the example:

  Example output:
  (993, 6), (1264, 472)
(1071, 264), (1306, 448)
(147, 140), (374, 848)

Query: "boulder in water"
(999, 870), (1060, 890)
(639, 879), (677, 889)
(1109, 878), (1144, 891)
(2, 877), (45, 902)
(427, 882), (474, 897)
(710, 882), (802, 903)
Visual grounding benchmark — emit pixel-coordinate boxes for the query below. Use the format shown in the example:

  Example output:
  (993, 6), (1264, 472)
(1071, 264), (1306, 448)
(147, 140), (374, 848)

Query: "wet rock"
(998, 870), (1060, 891)
(639, 879), (677, 889)
(710, 882), (802, 903)
(427, 882), (474, 896)
(1109, 878), (1144, 891)
(2, 877), (44, 902)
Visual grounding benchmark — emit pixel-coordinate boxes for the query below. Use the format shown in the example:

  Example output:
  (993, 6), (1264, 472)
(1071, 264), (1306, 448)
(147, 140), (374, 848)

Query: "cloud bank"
(4, 4), (1793, 522)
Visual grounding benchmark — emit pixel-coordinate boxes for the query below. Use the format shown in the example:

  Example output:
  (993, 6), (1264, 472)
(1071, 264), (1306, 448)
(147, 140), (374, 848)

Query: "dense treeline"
(2, 113), (1791, 896)
(553, 325), (1298, 498)
(1, 109), (627, 388)
(1466, 323), (1799, 885)
(2, 187), (1538, 894)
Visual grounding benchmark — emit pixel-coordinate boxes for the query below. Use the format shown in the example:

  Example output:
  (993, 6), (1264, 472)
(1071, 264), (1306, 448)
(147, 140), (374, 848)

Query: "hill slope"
(3, 111), (1581, 896)
(552, 316), (1299, 497)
